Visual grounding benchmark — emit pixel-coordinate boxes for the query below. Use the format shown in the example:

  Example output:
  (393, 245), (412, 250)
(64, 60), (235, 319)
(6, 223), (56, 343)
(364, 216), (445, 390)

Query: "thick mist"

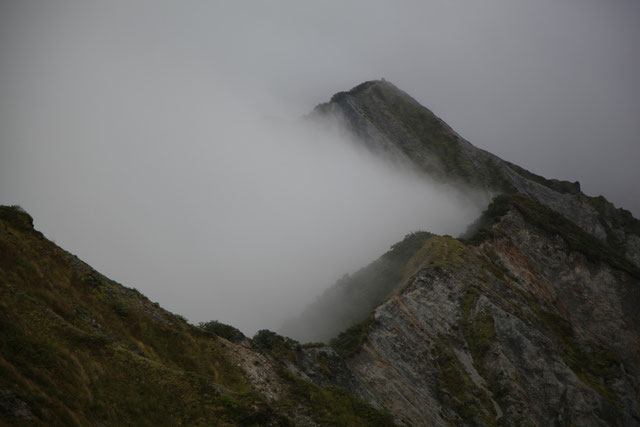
(1, 1), (638, 336)
(1, 66), (482, 334)
(0, 1), (483, 333)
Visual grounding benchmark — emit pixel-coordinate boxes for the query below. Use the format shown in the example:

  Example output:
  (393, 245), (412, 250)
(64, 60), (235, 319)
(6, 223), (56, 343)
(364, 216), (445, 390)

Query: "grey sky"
(1, 1), (638, 335)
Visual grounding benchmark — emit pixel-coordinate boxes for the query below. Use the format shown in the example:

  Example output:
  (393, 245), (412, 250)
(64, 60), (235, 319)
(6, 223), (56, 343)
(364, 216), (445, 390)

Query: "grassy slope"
(0, 206), (393, 426)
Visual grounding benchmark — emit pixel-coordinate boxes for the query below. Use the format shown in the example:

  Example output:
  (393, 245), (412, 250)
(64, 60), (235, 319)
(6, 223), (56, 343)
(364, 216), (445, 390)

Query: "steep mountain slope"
(3, 80), (640, 426)
(0, 206), (393, 426)
(279, 195), (640, 426)
(286, 80), (640, 342)
(323, 194), (640, 425)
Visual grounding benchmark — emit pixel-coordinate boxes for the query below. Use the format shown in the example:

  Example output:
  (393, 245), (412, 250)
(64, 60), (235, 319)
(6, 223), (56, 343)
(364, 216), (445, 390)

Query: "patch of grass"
(252, 330), (299, 363)
(461, 196), (513, 244)
(278, 369), (395, 426)
(172, 313), (188, 323)
(432, 337), (497, 426)
(330, 316), (376, 358)
(314, 351), (333, 376)
(400, 234), (468, 277)
(460, 288), (496, 378)
(300, 342), (325, 349)
(0, 205), (34, 231)
(465, 311), (496, 376)
(112, 300), (130, 319)
(198, 320), (245, 343)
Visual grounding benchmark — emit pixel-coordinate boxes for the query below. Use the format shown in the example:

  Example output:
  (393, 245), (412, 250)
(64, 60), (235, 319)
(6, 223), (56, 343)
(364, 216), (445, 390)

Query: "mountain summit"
(2, 81), (640, 426)
(313, 80), (640, 268)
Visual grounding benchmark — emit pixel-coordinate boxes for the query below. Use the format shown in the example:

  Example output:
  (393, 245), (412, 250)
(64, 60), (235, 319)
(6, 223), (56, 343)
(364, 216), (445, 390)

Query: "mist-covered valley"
(3, 72), (486, 335)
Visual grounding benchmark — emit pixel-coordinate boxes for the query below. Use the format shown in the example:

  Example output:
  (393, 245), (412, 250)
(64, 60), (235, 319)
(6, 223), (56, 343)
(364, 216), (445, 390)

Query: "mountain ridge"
(2, 80), (640, 426)
(284, 80), (640, 343)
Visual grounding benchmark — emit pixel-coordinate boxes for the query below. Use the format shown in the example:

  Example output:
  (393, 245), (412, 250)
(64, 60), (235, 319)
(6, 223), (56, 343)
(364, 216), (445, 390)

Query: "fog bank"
(2, 70), (482, 334)
(2, 1), (636, 335)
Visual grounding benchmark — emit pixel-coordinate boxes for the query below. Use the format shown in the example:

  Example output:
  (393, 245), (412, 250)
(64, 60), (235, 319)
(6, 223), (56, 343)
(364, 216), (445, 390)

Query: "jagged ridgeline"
(3, 80), (640, 426)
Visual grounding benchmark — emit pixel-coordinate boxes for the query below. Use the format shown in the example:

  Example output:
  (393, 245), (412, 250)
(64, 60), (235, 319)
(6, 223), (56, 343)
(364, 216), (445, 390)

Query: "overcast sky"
(1, 1), (638, 335)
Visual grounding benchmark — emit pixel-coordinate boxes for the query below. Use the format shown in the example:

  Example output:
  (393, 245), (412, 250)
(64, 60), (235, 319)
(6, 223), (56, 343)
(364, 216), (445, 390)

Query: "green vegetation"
(460, 287), (496, 378)
(432, 338), (497, 426)
(300, 342), (325, 349)
(0, 205), (34, 231)
(251, 330), (299, 363)
(0, 209), (271, 424)
(387, 230), (436, 262)
(248, 330), (395, 425)
(112, 299), (130, 319)
(461, 195), (513, 244)
(405, 234), (469, 274)
(0, 206), (399, 425)
(277, 369), (395, 426)
(313, 351), (333, 376)
(330, 316), (376, 358)
(199, 320), (245, 343)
